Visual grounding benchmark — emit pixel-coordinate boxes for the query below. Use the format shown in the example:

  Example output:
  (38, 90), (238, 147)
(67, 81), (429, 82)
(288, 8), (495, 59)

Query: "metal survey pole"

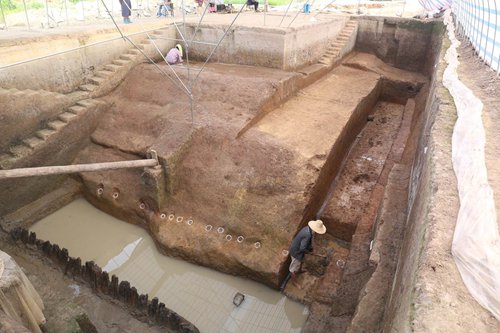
(0, 1), (7, 30)
(190, 2), (210, 44)
(456, 0), (462, 36)
(288, 0), (309, 27)
(192, 3), (247, 85)
(152, 36), (217, 46)
(100, 0), (191, 95)
(45, 0), (50, 28)
(473, 0), (479, 52)
(400, 0), (407, 17)
(264, 0), (268, 26)
(81, 0), (85, 20)
(484, 0), (490, 64)
(314, 0), (335, 18)
(21, 0), (30, 29)
(279, 0), (294, 27)
(494, 0), (500, 74)
(147, 33), (192, 94)
(64, 0), (69, 25)
(180, 0), (190, 82)
(479, 0), (485, 59)
(0, 159), (159, 179)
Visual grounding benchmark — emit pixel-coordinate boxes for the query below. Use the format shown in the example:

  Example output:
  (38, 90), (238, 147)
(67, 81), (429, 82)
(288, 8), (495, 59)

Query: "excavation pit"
(2, 13), (493, 333)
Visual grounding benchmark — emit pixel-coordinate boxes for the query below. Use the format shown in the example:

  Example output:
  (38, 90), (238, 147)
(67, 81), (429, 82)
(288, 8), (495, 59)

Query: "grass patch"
(1, 0), (45, 14)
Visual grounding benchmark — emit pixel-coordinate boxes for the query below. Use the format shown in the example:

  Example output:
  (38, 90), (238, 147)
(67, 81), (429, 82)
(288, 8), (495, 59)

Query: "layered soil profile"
(6, 15), (493, 333)
(71, 50), (428, 293)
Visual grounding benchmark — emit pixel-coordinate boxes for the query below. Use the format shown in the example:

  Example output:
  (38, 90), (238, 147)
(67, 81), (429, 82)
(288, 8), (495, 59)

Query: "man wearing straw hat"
(288, 219), (327, 288)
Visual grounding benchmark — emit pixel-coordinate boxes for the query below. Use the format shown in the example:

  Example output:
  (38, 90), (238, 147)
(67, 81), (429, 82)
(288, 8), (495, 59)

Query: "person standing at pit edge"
(119, 0), (132, 24)
(288, 219), (326, 288)
(246, 0), (259, 12)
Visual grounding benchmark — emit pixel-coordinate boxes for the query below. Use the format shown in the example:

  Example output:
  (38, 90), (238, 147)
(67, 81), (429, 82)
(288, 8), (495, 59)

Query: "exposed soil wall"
(301, 79), (381, 227)
(0, 101), (106, 216)
(0, 90), (83, 152)
(185, 17), (347, 70)
(382, 35), (450, 332)
(0, 27), (176, 93)
(354, 16), (441, 73)
(382, 35), (500, 332)
(283, 18), (347, 70)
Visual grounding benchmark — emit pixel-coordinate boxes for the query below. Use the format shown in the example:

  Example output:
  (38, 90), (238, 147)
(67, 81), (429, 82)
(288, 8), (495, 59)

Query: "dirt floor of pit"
(290, 97), (417, 333)
(0, 231), (165, 333)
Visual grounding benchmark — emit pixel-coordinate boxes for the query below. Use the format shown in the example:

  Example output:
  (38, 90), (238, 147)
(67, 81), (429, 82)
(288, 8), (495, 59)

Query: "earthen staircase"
(0, 98), (106, 169)
(78, 29), (170, 98)
(318, 20), (358, 67)
(0, 28), (173, 169)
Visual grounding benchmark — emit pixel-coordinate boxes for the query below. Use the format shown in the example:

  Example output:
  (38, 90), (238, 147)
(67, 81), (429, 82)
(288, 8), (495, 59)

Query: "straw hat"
(308, 219), (326, 234)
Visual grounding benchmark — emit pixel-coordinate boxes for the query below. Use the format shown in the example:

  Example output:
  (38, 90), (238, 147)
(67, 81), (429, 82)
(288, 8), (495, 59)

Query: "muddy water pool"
(30, 198), (308, 333)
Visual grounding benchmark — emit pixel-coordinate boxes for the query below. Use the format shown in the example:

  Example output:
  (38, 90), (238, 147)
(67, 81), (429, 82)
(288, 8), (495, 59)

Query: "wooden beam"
(0, 159), (158, 179)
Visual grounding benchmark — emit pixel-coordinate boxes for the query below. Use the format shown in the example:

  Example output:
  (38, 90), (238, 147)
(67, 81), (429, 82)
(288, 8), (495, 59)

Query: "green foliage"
(28, 1), (44, 9)
(0, 0), (17, 11)
(0, 0), (49, 14)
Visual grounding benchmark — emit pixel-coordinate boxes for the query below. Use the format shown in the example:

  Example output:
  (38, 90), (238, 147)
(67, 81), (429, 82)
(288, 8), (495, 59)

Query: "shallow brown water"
(31, 198), (308, 333)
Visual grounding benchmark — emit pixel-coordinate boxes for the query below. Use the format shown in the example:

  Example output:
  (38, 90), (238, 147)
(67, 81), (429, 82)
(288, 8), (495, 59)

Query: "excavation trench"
(0, 15), (447, 333)
(25, 54), (427, 333)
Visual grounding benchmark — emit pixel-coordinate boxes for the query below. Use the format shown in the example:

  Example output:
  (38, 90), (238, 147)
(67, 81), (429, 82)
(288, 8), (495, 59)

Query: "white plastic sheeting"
(0, 251), (46, 333)
(442, 10), (500, 320)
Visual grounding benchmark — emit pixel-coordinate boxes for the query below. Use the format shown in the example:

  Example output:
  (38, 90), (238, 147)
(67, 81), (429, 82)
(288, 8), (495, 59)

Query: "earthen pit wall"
(0, 102), (107, 217)
(0, 27), (176, 94)
(381, 35), (450, 330)
(381, 33), (498, 331)
(354, 16), (439, 74)
(277, 78), (383, 282)
(184, 17), (347, 70)
(0, 91), (84, 153)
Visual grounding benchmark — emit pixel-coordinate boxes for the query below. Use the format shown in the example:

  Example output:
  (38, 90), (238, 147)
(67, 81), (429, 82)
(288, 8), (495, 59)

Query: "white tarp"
(442, 10), (500, 321)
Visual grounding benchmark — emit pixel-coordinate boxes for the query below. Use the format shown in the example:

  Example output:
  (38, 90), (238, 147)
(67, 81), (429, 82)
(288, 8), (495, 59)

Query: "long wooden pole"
(0, 159), (158, 179)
